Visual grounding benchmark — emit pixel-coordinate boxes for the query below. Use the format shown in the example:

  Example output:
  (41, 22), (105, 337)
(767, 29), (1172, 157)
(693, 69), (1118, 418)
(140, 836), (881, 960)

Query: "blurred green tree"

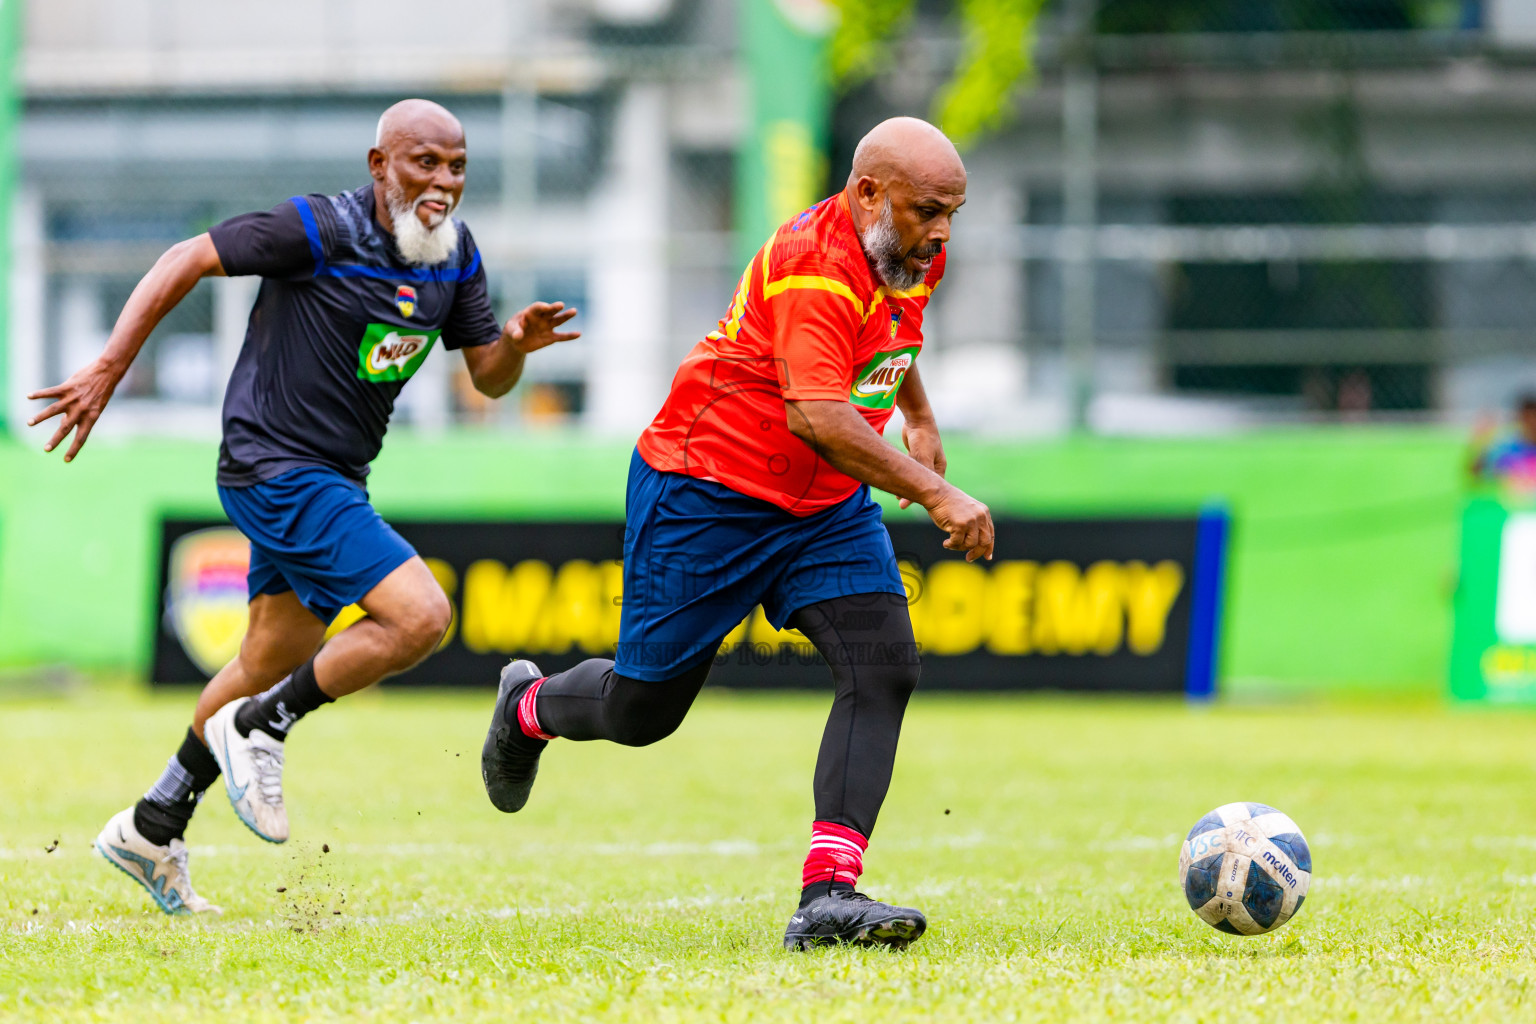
(831, 0), (1472, 148)
(829, 0), (1047, 149)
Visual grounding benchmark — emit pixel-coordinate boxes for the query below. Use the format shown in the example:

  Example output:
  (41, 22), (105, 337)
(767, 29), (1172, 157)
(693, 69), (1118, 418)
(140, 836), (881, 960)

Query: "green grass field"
(5, 688), (1536, 1021)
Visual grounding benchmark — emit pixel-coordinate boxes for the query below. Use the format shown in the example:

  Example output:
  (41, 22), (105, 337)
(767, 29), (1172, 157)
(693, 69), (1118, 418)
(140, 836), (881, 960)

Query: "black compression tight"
(533, 652), (713, 747)
(532, 592), (921, 838)
(797, 593), (921, 836)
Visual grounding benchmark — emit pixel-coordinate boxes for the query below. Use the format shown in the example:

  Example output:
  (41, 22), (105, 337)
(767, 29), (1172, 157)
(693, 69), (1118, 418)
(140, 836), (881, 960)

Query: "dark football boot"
(481, 660), (548, 813)
(783, 885), (928, 951)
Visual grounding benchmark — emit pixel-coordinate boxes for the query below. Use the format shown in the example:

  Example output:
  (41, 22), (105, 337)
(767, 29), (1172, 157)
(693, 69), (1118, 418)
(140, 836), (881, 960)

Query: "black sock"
(133, 727), (222, 846)
(234, 657), (333, 741)
(799, 879), (856, 908)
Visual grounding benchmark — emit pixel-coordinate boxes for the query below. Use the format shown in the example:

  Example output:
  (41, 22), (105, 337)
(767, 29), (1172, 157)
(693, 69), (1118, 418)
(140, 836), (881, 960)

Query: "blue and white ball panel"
(1178, 802), (1312, 936)
(1184, 810), (1225, 841)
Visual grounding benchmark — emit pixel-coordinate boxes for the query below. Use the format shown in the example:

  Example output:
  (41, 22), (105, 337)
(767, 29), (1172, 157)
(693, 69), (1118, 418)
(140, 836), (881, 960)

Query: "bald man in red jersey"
(482, 117), (994, 950)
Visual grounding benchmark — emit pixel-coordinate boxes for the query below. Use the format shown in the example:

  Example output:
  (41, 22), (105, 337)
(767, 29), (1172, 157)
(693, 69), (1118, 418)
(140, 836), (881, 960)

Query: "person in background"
(1471, 392), (1536, 490)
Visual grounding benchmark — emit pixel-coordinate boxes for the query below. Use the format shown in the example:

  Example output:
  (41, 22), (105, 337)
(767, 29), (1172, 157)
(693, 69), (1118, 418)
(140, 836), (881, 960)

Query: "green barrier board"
(1449, 496), (1536, 702)
(0, 429), (1463, 691)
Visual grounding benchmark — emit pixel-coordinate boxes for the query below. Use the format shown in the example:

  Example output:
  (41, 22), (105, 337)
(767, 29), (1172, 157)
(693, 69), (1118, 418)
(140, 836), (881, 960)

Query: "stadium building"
(15, 0), (1536, 439)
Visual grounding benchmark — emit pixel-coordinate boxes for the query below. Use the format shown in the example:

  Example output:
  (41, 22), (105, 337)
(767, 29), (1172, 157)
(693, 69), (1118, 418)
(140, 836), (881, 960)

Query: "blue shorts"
(218, 466), (417, 625)
(615, 449), (907, 680)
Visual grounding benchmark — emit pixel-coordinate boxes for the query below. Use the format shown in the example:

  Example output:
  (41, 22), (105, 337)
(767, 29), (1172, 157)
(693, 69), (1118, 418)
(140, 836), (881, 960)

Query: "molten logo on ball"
(1178, 801), (1312, 935)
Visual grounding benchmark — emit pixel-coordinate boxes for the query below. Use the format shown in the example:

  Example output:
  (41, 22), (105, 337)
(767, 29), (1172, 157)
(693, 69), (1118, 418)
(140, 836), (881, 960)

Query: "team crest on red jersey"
(395, 285), (417, 318)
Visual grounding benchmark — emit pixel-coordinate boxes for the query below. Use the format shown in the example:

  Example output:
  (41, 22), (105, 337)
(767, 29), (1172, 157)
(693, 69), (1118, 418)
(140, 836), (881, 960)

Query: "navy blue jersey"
(209, 185), (501, 486)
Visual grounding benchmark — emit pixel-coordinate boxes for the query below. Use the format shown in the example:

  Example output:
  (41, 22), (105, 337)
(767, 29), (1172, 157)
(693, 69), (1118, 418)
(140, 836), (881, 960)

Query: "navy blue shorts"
(615, 449), (907, 680)
(218, 466), (417, 625)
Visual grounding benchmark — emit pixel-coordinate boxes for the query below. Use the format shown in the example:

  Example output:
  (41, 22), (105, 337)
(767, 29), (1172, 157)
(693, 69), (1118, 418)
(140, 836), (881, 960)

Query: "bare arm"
(28, 233), (225, 461)
(461, 301), (581, 398)
(893, 365), (947, 509)
(786, 396), (994, 561)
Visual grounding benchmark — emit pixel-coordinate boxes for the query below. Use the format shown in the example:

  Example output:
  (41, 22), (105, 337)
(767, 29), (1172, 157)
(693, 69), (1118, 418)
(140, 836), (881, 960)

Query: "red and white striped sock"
(516, 677), (555, 741)
(801, 821), (868, 889)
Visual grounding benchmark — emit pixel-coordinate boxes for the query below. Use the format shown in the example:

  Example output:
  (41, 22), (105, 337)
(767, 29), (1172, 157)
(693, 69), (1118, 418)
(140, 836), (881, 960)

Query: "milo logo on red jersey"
(357, 322), (440, 383)
(850, 346), (920, 409)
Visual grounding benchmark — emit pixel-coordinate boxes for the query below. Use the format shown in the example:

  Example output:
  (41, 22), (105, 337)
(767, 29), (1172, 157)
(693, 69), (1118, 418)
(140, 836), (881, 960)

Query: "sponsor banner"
(735, 0), (831, 269)
(1450, 497), (1536, 702)
(152, 513), (1228, 692)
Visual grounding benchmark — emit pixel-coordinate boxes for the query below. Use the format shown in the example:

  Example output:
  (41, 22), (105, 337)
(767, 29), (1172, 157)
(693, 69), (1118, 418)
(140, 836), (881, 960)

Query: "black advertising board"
(153, 512), (1228, 693)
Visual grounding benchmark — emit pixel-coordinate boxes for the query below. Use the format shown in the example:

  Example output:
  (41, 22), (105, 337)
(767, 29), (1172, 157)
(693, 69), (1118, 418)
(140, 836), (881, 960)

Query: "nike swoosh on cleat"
(99, 842), (185, 914)
(110, 845), (173, 901)
(791, 916), (805, 924)
(221, 719), (249, 803)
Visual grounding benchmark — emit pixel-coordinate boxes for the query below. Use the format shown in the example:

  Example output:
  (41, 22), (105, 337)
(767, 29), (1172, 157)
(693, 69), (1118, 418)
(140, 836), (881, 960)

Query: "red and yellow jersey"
(636, 192), (945, 516)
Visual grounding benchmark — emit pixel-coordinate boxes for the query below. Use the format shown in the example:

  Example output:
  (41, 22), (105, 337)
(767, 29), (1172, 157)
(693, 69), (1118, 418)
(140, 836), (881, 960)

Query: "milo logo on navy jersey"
(357, 322), (439, 382)
(849, 346), (919, 409)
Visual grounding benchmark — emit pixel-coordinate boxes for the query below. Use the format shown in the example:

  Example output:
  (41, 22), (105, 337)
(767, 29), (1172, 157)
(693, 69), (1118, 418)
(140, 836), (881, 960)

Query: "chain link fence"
(834, 0), (1536, 430)
(16, 0), (1536, 435)
(1093, 0), (1478, 33)
(17, 0), (742, 436)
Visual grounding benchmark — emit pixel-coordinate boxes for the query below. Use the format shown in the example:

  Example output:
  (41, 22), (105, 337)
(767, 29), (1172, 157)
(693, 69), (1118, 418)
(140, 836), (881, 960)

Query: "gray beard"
(860, 198), (928, 291)
(386, 189), (460, 266)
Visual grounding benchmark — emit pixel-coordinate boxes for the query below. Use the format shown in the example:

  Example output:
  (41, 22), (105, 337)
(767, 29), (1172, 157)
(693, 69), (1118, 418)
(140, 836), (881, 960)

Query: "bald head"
(375, 98), (464, 152)
(368, 99), (468, 264)
(849, 117), (966, 194)
(844, 118), (966, 290)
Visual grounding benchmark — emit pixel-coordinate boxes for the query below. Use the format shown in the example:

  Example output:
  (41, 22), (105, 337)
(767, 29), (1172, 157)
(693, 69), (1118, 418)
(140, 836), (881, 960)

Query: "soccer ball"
(1178, 802), (1312, 935)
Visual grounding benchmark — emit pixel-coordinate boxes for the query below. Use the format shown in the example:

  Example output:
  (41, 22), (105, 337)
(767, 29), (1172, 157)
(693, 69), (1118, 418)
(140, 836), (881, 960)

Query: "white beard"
(386, 188), (460, 266)
(859, 197), (928, 292)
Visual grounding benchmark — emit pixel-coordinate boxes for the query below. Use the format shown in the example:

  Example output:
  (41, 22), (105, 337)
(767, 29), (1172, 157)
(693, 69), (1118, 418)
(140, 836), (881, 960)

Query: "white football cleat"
(95, 806), (222, 916)
(204, 697), (289, 843)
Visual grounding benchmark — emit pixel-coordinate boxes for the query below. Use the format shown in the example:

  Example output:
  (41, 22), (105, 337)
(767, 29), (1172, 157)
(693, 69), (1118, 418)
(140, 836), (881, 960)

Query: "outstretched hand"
(505, 302), (580, 355)
(27, 359), (125, 462)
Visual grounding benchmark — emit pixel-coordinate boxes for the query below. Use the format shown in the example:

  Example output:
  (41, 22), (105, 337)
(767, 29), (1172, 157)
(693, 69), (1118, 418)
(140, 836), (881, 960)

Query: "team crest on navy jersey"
(395, 285), (417, 318)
